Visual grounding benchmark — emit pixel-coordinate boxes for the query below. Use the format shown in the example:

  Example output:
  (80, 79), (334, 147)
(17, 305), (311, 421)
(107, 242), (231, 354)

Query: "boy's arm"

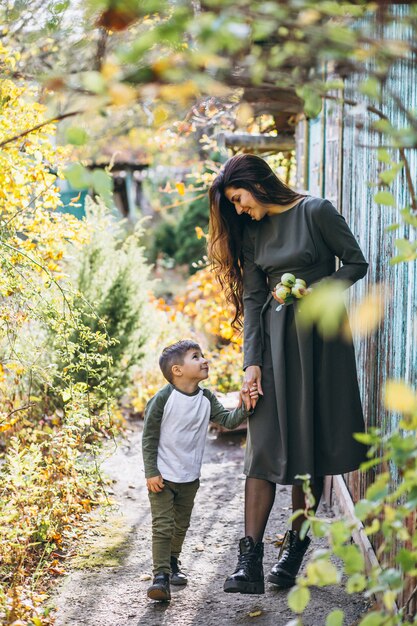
(142, 387), (171, 479)
(205, 389), (253, 430)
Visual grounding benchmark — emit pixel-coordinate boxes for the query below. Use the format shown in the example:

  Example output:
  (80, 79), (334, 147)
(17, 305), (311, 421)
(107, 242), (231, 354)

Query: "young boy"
(142, 339), (257, 602)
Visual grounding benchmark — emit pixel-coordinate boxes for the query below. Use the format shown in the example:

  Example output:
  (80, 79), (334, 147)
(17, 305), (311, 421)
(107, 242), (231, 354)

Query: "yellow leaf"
(249, 610), (262, 617)
(101, 60), (121, 81)
(108, 82), (137, 106)
(384, 380), (417, 414)
(159, 80), (200, 105)
(383, 590), (397, 611)
(236, 103), (254, 127)
(346, 287), (385, 337)
(153, 105), (169, 127)
(176, 182), (185, 196)
(195, 226), (205, 239)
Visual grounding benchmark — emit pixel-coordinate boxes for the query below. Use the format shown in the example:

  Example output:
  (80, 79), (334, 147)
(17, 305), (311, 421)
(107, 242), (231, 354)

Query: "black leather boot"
(170, 556), (187, 586)
(268, 529), (311, 588)
(224, 536), (265, 594)
(147, 572), (171, 601)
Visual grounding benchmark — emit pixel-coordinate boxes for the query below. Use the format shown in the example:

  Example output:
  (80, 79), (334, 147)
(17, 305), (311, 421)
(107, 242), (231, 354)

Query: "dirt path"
(53, 420), (368, 626)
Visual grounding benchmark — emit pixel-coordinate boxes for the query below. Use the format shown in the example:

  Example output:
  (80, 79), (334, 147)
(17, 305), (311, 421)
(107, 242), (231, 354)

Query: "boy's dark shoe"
(267, 529), (311, 588)
(170, 556), (187, 586)
(223, 536), (265, 594)
(147, 573), (171, 601)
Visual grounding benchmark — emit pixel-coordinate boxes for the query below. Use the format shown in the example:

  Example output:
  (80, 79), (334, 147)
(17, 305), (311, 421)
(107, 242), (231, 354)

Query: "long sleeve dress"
(242, 196), (368, 485)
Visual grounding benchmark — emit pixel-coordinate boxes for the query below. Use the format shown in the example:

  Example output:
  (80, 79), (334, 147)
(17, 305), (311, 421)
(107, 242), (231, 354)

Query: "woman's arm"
(315, 200), (368, 286)
(242, 228), (269, 370)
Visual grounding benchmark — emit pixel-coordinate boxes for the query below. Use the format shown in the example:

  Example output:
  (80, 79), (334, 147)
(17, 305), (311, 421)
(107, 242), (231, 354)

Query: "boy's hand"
(239, 384), (259, 411)
(147, 475), (165, 493)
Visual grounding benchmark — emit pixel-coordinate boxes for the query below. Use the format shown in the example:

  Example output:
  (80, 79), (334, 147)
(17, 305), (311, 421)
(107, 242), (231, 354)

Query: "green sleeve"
(142, 384), (172, 479)
(204, 389), (252, 429)
(242, 225), (269, 369)
(314, 200), (368, 286)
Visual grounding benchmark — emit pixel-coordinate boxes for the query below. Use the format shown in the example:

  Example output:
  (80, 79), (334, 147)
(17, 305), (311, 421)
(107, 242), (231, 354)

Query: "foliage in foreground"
(284, 383), (417, 626)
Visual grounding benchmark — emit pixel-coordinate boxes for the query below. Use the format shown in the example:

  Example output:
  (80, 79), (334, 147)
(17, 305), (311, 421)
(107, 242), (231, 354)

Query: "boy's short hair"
(159, 339), (201, 383)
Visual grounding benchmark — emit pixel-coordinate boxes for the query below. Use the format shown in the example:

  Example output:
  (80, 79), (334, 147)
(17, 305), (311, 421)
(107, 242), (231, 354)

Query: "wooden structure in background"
(294, 4), (417, 610)
(227, 3), (416, 610)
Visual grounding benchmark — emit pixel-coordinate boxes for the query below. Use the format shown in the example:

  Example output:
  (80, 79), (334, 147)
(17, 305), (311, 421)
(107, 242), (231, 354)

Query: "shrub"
(51, 197), (154, 407)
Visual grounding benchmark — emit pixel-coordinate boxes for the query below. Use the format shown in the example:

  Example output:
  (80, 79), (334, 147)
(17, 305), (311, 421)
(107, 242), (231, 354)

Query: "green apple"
(295, 278), (307, 288)
(281, 272), (296, 287)
(275, 283), (291, 301)
(291, 284), (306, 299)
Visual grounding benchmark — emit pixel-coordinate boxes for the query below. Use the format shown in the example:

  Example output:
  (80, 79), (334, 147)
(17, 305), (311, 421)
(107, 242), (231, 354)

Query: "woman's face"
(225, 186), (268, 221)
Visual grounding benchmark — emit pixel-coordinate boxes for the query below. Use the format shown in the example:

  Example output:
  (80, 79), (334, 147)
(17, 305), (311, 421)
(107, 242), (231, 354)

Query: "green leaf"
(359, 77), (381, 100)
(396, 548), (417, 573)
(379, 567), (403, 591)
(65, 127), (88, 146)
(347, 573), (366, 593)
(366, 473), (389, 502)
(377, 148), (392, 164)
(304, 92), (322, 118)
(81, 71), (106, 94)
(92, 169), (114, 207)
(306, 558), (340, 586)
(400, 208), (417, 228)
(62, 390), (71, 403)
(336, 544), (365, 575)
(287, 585), (311, 614)
(326, 609), (344, 626)
(296, 85), (322, 119)
(365, 516), (381, 534)
(329, 521), (351, 545)
(373, 191), (396, 207)
(379, 162), (403, 185)
(65, 163), (91, 189)
(311, 519), (327, 537)
(394, 238), (417, 261)
(372, 119), (395, 135)
(384, 223), (400, 233)
(359, 612), (388, 626)
(353, 432), (375, 445)
(354, 499), (375, 520)
(297, 280), (347, 339)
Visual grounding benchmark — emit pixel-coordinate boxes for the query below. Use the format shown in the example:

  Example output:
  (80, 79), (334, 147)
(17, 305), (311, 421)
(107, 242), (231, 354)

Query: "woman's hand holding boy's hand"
(147, 475), (165, 493)
(239, 365), (263, 410)
(240, 385), (259, 411)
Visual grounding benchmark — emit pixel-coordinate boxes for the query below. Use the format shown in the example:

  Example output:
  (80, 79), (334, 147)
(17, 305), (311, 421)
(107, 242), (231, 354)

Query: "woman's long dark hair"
(208, 154), (304, 329)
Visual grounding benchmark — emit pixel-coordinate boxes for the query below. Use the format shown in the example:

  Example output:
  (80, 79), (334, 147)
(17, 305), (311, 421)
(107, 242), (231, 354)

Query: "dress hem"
(243, 464), (362, 486)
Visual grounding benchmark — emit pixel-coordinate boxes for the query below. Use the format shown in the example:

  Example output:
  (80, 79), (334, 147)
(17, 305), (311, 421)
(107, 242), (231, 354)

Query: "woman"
(208, 154), (368, 594)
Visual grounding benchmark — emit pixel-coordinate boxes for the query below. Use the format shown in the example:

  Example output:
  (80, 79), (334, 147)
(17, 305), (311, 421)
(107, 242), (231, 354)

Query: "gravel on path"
(53, 420), (369, 626)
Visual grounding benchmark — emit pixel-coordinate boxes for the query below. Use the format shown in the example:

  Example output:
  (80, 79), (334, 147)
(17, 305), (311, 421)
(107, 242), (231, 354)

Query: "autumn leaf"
(153, 105), (169, 127)
(108, 83), (137, 106)
(96, 7), (140, 31)
(384, 380), (417, 414)
(176, 182), (186, 196)
(345, 286), (385, 338)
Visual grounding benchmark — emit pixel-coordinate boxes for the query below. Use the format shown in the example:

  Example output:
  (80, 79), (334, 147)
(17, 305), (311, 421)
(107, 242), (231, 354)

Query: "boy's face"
(174, 348), (209, 383)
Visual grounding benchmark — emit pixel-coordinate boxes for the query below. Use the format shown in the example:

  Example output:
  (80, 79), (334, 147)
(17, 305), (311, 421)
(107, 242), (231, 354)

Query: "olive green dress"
(242, 196), (368, 485)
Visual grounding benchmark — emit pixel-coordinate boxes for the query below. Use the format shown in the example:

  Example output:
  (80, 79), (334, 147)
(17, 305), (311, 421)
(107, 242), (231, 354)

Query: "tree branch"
(0, 109), (84, 148)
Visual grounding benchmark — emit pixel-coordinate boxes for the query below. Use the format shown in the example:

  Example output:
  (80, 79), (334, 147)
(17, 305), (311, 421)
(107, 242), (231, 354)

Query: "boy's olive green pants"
(148, 478), (200, 575)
